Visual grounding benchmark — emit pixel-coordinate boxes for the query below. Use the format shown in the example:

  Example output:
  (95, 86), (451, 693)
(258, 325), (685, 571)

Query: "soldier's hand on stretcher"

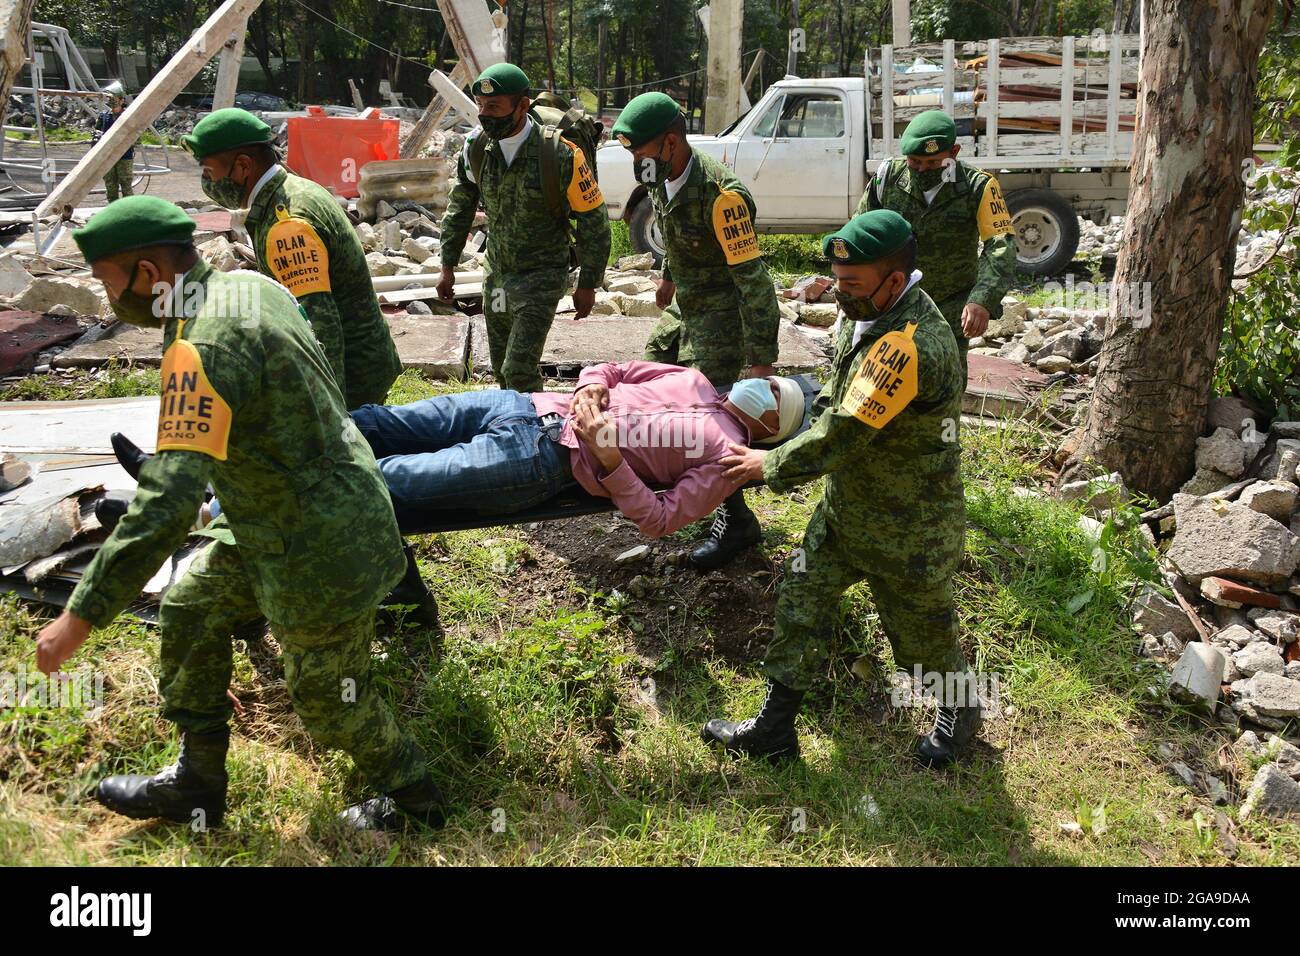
(572, 287), (595, 320)
(436, 265), (457, 301)
(573, 400), (623, 473)
(720, 441), (766, 484)
(655, 279), (675, 309)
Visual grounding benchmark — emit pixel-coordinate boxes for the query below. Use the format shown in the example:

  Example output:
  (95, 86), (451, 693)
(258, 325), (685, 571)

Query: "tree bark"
(1066, 0), (1274, 500)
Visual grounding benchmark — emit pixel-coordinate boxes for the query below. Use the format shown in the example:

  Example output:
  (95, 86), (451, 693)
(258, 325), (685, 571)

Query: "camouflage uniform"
(856, 158), (1016, 380)
(67, 262), (425, 794)
(246, 168), (403, 408)
(644, 148), (781, 388)
(760, 283), (966, 691)
(104, 159), (134, 202)
(440, 122), (611, 392)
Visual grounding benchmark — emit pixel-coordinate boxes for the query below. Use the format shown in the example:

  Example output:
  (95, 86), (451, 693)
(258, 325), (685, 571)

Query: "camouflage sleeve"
(560, 146), (610, 289)
(729, 257), (781, 367)
(438, 148), (481, 270)
(854, 162), (886, 215)
(66, 341), (257, 627)
(761, 397), (879, 492)
(968, 232), (1017, 314)
(296, 292), (347, 399)
(967, 176), (1017, 314)
(715, 182), (778, 366)
(65, 452), (212, 627)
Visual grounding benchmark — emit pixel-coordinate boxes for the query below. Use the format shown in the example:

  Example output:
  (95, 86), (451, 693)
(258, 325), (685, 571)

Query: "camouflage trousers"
(643, 298), (748, 389)
(103, 158), (134, 203)
(763, 503), (967, 692)
(158, 540), (427, 794)
(934, 292), (971, 386)
(483, 265), (568, 392)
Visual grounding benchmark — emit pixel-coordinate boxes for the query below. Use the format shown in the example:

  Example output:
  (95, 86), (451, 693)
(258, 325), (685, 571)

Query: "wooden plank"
(998, 65), (1137, 85)
(1107, 31), (1121, 160)
(881, 43), (894, 159)
(212, 17), (249, 110)
(871, 68), (976, 93)
(997, 131), (1134, 156)
(891, 103), (976, 121)
(977, 99), (1136, 119)
(942, 38), (955, 113)
(1060, 35), (1074, 159)
(986, 38), (999, 161)
(35, 0), (264, 220)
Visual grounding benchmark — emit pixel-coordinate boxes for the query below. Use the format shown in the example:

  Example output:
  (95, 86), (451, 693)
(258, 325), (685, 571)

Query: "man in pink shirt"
(350, 361), (806, 538)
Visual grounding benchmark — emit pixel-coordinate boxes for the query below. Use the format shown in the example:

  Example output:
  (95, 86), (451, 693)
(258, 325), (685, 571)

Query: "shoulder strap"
(468, 134), (487, 185)
(539, 124), (567, 219)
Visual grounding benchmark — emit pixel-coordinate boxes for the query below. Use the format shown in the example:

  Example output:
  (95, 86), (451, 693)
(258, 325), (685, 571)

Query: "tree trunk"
(1066, 0), (1274, 500)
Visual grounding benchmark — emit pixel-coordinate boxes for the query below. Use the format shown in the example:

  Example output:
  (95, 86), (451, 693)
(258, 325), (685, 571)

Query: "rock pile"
(1125, 395), (1300, 820)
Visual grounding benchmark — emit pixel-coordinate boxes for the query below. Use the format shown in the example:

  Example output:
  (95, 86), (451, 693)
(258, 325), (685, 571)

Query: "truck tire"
(627, 197), (666, 266)
(1006, 188), (1080, 276)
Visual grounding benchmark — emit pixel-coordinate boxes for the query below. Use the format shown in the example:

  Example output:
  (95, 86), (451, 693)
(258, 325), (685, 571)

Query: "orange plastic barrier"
(285, 106), (400, 199)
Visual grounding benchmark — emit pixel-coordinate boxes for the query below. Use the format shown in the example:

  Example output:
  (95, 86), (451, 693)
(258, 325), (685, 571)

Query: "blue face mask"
(728, 377), (777, 420)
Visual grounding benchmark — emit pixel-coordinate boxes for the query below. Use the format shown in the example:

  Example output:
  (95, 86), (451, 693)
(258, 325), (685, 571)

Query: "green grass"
(0, 362), (160, 402)
(1, 368), (1297, 865)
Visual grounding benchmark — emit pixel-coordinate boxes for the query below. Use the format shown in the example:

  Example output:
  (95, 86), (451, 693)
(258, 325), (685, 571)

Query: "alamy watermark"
(888, 665), (1002, 715)
(1037, 274), (1152, 329)
(1, 668), (105, 712)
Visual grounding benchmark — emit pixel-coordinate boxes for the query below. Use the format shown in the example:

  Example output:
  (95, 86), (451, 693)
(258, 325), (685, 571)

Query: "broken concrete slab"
(1133, 585), (1199, 642)
(5, 276), (109, 319)
(1233, 641), (1286, 677)
(387, 311), (470, 379)
(1237, 671), (1300, 718)
(1207, 395), (1258, 435)
(1168, 642), (1226, 707)
(1239, 764), (1300, 821)
(52, 322), (164, 368)
(1247, 608), (1299, 644)
(1196, 428), (1248, 478)
(1239, 479), (1299, 523)
(1167, 494), (1300, 586)
(963, 353), (1049, 419)
(0, 311), (88, 375)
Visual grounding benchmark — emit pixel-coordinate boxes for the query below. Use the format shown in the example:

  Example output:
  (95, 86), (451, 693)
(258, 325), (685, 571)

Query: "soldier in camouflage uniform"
(704, 210), (983, 768)
(34, 197), (447, 831)
(437, 63), (611, 392)
(856, 110), (1017, 383)
(611, 92), (782, 570)
(183, 108), (403, 409)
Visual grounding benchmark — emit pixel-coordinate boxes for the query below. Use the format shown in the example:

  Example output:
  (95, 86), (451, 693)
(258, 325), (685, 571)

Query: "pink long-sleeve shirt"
(531, 361), (749, 538)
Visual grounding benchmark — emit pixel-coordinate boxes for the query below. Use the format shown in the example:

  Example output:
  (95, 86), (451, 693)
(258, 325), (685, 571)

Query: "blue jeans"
(351, 390), (575, 524)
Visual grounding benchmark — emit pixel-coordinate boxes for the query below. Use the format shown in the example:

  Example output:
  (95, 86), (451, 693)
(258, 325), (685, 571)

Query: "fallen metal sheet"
(0, 572), (159, 623)
(0, 396), (158, 455)
(0, 489), (91, 568)
(22, 535), (104, 583)
(0, 310), (88, 375)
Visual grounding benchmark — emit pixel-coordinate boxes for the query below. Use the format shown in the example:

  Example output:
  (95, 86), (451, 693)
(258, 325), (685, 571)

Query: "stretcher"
(398, 374), (824, 535)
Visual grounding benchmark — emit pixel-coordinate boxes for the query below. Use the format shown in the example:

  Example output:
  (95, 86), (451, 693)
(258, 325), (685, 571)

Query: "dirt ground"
(0, 140), (208, 208)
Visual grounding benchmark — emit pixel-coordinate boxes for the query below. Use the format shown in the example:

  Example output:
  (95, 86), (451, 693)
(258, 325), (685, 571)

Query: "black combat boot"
(381, 543), (441, 631)
(94, 496), (129, 532)
(688, 490), (761, 571)
(914, 693), (983, 769)
(110, 431), (152, 481)
(701, 678), (804, 762)
(96, 729), (229, 827)
(339, 773), (448, 831)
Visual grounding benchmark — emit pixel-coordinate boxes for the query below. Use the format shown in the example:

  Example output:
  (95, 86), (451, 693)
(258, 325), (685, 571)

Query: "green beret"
(73, 196), (196, 264)
(900, 109), (956, 156)
(471, 63), (530, 97)
(611, 92), (683, 148)
(181, 107), (272, 159)
(822, 210), (912, 264)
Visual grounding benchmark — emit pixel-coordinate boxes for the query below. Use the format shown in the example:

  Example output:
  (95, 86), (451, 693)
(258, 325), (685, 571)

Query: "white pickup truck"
(597, 33), (1138, 276)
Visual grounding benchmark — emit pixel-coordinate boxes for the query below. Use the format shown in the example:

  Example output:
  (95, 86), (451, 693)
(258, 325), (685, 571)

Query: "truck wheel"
(627, 198), (666, 266)
(1006, 188), (1080, 276)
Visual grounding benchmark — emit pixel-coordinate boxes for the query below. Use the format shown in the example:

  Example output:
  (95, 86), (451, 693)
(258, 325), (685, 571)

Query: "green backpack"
(467, 98), (603, 220)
